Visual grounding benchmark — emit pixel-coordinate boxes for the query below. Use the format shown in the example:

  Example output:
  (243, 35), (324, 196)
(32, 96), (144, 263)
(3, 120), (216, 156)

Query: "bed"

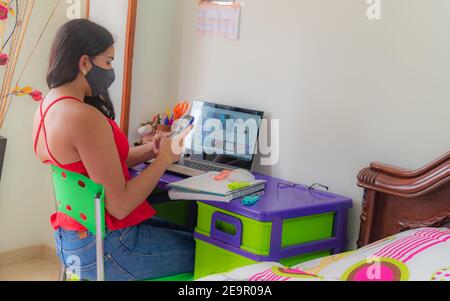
(197, 152), (450, 281)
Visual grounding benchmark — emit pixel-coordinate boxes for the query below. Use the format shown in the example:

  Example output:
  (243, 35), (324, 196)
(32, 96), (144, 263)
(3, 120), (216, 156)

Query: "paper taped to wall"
(196, 1), (241, 40)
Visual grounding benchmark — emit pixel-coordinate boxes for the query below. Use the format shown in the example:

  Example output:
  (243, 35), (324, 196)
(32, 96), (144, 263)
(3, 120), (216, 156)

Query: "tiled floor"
(0, 257), (61, 281)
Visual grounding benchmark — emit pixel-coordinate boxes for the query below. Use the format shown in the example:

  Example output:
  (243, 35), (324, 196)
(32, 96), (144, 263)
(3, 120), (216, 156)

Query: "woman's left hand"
(147, 132), (170, 158)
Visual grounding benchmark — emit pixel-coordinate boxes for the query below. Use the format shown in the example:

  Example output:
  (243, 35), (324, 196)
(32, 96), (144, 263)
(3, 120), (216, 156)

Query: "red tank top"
(34, 96), (156, 231)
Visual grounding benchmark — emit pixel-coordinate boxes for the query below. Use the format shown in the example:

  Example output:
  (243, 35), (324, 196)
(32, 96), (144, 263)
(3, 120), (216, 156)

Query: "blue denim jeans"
(54, 217), (195, 281)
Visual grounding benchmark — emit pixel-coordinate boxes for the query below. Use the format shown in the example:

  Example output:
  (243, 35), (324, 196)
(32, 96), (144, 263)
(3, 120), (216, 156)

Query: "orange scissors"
(173, 101), (189, 120)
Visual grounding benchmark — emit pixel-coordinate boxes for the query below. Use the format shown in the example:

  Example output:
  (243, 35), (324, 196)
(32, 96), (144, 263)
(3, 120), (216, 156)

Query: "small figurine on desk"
(136, 101), (190, 146)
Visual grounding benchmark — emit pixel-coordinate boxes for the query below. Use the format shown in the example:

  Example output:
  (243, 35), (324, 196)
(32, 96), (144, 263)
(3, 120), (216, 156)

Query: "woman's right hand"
(157, 125), (194, 166)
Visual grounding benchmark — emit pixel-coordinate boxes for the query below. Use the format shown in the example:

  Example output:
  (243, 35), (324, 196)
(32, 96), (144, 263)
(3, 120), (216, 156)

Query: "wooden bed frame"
(357, 152), (450, 248)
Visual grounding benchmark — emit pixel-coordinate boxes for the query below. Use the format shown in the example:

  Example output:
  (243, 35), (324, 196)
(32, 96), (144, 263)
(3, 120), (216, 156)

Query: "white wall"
(0, 1), (87, 253)
(177, 0), (450, 248)
(128, 0), (184, 144)
(89, 0), (129, 124)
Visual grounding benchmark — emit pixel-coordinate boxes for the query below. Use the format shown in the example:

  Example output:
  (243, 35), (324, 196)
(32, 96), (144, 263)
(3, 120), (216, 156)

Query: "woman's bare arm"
(71, 108), (171, 220)
(126, 143), (156, 168)
(126, 132), (169, 167)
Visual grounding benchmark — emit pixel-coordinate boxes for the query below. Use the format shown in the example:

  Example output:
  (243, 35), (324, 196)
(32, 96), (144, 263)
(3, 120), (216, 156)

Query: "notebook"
(168, 171), (266, 203)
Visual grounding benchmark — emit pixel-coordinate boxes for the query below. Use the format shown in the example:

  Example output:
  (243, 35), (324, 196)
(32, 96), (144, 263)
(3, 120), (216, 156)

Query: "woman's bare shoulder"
(40, 94), (110, 134)
(66, 102), (111, 134)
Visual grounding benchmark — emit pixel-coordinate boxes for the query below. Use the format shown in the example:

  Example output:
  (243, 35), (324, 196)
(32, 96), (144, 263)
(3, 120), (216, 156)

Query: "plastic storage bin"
(194, 173), (352, 279)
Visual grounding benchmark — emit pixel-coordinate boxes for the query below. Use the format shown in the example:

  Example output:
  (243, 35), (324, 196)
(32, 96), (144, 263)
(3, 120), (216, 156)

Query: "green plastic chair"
(50, 165), (193, 281)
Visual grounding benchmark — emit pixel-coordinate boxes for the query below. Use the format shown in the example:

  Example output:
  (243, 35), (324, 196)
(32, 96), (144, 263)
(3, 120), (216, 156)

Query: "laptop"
(166, 100), (264, 177)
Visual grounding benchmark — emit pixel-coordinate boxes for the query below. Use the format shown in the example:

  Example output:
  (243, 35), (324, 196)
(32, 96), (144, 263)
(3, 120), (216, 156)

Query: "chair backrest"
(50, 165), (106, 238)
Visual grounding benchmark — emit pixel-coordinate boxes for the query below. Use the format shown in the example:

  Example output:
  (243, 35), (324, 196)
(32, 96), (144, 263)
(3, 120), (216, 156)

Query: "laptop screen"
(184, 101), (264, 170)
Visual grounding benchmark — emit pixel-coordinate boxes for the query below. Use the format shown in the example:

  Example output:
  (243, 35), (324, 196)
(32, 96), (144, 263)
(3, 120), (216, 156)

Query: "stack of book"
(168, 171), (266, 203)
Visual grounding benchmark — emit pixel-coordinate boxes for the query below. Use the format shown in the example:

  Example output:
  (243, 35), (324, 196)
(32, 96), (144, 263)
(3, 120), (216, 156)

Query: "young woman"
(33, 19), (194, 281)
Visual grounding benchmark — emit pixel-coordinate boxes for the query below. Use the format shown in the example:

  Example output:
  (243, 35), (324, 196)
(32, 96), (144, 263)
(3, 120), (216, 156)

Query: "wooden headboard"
(356, 152), (450, 248)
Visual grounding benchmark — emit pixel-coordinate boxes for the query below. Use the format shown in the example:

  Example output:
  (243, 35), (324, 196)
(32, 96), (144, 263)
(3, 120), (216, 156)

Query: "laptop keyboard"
(177, 160), (227, 172)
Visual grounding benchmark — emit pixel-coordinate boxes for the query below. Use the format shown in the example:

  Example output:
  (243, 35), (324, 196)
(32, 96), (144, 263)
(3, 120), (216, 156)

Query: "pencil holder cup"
(156, 124), (172, 133)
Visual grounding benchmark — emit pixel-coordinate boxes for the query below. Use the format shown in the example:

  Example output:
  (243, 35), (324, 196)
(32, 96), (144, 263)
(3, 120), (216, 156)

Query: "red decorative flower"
(0, 4), (8, 20)
(29, 90), (43, 101)
(0, 53), (7, 65)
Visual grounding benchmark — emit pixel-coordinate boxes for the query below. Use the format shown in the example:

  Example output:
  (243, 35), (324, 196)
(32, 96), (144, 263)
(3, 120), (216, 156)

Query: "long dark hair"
(47, 19), (116, 120)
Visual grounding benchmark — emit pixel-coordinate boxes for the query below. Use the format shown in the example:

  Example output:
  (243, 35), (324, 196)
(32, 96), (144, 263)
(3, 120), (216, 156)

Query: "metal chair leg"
(59, 264), (66, 281)
(95, 196), (105, 281)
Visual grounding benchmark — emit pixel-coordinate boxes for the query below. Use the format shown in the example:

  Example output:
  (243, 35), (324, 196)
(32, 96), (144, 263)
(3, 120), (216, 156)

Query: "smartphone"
(170, 115), (195, 139)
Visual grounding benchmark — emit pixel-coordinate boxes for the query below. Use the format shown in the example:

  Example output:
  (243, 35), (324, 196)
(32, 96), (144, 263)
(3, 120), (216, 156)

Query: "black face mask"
(85, 58), (116, 97)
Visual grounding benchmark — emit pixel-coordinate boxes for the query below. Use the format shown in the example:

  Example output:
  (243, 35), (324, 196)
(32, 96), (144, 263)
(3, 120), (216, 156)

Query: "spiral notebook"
(168, 171), (266, 203)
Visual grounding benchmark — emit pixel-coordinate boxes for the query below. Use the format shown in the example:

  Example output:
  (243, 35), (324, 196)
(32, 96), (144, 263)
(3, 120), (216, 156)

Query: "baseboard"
(0, 245), (59, 268)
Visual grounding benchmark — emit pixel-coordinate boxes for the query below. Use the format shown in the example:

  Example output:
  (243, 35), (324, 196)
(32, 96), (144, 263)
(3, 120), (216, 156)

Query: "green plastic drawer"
(282, 213), (335, 247)
(194, 239), (257, 280)
(196, 202), (272, 255)
(196, 202), (335, 256)
(194, 238), (331, 280)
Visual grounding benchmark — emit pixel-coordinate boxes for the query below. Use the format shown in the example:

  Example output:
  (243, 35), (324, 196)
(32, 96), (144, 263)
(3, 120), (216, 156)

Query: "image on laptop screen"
(184, 101), (264, 170)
